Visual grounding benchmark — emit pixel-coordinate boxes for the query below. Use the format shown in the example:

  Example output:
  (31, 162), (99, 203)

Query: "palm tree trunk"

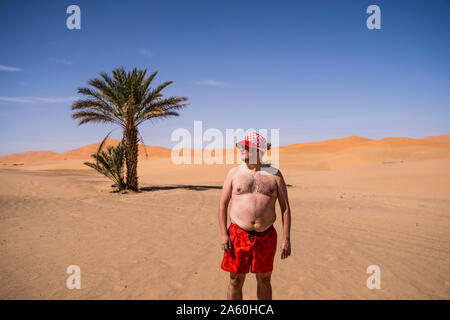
(124, 126), (139, 191)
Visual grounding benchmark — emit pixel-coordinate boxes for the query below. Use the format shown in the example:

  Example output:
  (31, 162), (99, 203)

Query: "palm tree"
(84, 134), (126, 191)
(72, 67), (188, 191)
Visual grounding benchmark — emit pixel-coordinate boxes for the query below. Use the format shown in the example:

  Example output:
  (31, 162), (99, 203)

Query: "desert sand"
(0, 135), (449, 299)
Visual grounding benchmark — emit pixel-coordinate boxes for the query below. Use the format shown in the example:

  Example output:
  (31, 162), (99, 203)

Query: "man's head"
(236, 132), (267, 164)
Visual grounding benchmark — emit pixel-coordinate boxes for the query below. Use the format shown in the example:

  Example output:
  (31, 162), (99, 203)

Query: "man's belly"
(229, 194), (276, 232)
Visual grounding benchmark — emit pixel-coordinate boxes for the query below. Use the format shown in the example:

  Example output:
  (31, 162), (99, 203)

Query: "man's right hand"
(221, 235), (231, 251)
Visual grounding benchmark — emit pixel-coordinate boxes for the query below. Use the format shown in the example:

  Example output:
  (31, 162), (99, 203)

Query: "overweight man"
(218, 132), (291, 300)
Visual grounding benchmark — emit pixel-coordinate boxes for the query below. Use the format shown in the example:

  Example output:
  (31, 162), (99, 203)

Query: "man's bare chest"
(233, 173), (277, 197)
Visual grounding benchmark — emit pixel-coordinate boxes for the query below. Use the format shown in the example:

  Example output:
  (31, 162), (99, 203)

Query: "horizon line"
(1, 133), (449, 158)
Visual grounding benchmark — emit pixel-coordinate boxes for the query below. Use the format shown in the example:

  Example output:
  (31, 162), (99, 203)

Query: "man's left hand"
(281, 238), (291, 259)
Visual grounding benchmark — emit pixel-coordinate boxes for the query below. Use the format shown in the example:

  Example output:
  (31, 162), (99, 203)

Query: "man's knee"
(256, 272), (272, 285)
(229, 273), (246, 288)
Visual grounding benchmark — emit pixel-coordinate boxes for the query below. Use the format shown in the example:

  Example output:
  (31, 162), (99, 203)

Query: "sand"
(0, 135), (449, 299)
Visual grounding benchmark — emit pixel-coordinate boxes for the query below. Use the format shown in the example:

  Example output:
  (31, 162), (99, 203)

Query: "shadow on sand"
(112, 184), (292, 193)
(139, 184), (223, 192)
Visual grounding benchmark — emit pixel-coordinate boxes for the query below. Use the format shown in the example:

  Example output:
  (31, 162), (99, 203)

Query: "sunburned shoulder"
(229, 164), (283, 177)
(262, 165), (283, 176)
(260, 167), (285, 185)
(273, 168), (284, 178)
(227, 164), (248, 174)
(226, 165), (240, 176)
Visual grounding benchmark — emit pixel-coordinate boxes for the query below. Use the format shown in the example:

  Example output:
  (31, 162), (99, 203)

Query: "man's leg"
(228, 272), (246, 300)
(256, 272), (272, 300)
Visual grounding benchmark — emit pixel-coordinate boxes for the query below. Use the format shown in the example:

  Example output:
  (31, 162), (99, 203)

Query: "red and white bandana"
(236, 132), (267, 151)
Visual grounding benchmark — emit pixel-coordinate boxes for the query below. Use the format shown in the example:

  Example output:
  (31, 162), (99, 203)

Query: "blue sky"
(0, 0), (449, 155)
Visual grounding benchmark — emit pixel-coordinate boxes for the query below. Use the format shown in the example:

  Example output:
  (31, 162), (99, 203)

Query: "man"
(219, 132), (291, 300)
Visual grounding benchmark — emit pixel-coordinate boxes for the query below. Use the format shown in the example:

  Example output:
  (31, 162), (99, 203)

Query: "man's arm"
(276, 170), (291, 259)
(218, 168), (234, 251)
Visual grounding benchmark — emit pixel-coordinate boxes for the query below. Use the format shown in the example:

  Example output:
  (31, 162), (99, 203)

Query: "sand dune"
(0, 135), (449, 299)
(422, 133), (450, 142)
(0, 150), (61, 163)
(281, 136), (373, 154)
(0, 139), (171, 163)
(2, 134), (450, 168)
(276, 135), (450, 171)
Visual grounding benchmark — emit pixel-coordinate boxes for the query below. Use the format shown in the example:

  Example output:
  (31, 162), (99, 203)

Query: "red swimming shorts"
(221, 223), (277, 274)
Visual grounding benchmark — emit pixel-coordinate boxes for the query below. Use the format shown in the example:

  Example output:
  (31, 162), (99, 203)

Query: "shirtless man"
(219, 132), (291, 300)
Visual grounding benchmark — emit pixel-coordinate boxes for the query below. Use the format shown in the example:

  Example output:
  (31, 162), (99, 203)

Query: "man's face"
(237, 144), (260, 164)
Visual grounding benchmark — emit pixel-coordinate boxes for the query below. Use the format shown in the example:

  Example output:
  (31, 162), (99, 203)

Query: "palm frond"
(84, 139), (126, 190)
(72, 111), (119, 126)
